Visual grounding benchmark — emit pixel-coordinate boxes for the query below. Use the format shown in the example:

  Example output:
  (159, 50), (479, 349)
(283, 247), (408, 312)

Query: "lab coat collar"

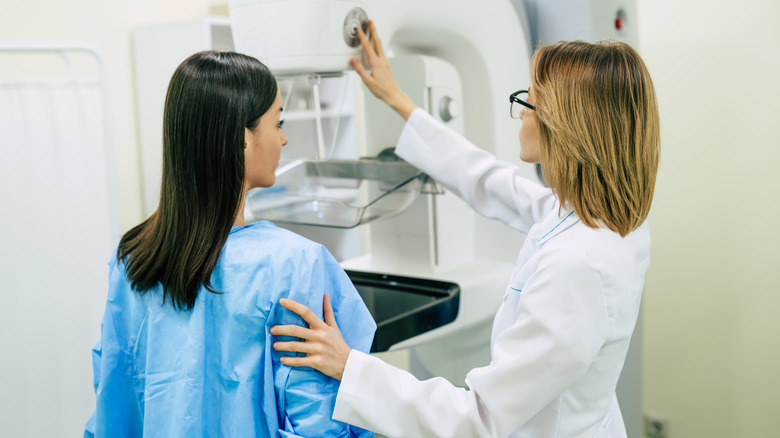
(535, 206), (580, 247)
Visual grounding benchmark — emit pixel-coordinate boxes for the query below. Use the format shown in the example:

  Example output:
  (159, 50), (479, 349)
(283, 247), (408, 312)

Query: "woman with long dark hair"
(84, 51), (375, 437)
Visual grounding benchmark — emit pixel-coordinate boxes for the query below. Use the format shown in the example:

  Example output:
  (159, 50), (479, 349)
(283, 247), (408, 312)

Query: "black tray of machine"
(346, 270), (460, 353)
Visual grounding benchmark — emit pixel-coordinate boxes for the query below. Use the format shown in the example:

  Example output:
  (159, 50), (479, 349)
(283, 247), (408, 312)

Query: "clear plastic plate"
(245, 158), (433, 228)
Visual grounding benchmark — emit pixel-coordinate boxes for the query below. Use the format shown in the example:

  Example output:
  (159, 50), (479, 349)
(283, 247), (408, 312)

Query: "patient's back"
(86, 221), (376, 437)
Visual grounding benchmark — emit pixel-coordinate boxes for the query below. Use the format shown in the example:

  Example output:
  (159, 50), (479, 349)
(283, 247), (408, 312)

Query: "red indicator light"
(615, 17), (624, 31)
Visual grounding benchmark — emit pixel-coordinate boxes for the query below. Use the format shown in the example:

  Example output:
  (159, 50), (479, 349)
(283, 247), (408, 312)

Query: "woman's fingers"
(273, 296), (352, 380)
(279, 355), (315, 367)
(279, 298), (326, 329)
(323, 294), (337, 327)
(356, 25), (376, 64)
(350, 57), (372, 84)
(273, 340), (316, 354)
(271, 323), (313, 340)
(369, 20), (385, 58)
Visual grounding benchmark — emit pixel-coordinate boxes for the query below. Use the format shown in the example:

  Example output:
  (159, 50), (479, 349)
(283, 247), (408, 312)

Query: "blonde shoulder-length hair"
(532, 40), (660, 237)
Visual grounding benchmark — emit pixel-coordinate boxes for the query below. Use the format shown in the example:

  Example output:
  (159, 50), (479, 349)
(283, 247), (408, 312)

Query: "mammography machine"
(231, 0), (533, 386)
(134, 0), (642, 433)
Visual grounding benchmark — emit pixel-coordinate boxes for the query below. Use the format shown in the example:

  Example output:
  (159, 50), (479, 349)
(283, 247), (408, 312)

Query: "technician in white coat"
(272, 21), (661, 438)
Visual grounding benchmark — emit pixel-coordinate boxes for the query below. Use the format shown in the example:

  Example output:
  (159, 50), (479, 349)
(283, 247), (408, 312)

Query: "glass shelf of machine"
(245, 157), (438, 228)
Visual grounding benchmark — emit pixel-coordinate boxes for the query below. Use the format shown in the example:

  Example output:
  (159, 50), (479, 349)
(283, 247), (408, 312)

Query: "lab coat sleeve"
(334, 351), (498, 437)
(274, 245), (376, 438)
(333, 246), (607, 438)
(394, 108), (557, 234)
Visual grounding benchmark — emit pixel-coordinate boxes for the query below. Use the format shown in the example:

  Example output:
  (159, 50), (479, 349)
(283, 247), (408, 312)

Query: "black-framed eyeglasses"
(509, 90), (535, 119)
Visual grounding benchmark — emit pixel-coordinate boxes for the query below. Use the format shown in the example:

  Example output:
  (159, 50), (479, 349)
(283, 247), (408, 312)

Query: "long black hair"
(118, 51), (277, 309)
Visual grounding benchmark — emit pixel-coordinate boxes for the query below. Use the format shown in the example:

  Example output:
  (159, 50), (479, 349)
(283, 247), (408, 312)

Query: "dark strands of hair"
(117, 51), (277, 310)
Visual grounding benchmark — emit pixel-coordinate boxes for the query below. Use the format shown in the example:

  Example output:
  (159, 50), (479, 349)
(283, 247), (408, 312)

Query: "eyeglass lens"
(511, 100), (525, 118)
(511, 91), (528, 119)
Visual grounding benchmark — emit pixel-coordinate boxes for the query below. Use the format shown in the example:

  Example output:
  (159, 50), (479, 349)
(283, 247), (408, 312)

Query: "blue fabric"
(84, 221), (376, 438)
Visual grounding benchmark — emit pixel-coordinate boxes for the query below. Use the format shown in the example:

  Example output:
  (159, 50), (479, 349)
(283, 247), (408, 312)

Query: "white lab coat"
(333, 109), (650, 438)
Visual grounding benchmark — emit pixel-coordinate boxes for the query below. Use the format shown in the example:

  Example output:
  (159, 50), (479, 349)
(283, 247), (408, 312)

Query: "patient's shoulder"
(224, 221), (330, 264)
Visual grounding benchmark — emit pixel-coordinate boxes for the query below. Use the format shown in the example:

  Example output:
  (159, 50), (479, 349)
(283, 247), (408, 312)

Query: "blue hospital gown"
(85, 221), (376, 437)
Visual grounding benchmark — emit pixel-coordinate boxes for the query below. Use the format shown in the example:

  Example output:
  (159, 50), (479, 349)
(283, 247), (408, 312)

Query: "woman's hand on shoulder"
(351, 20), (417, 121)
(271, 294), (352, 380)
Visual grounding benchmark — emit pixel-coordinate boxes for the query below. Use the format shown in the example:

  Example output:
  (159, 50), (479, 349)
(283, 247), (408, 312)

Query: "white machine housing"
(230, 0), (369, 75)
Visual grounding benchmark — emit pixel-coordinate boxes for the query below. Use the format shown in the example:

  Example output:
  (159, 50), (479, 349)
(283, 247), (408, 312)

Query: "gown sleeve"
(395, 108), (557, 234)
(333, 246), (607, 437)
(83, 339), (100, 438)
(84, 256), (145, 438)
(272, 244), (376, 438)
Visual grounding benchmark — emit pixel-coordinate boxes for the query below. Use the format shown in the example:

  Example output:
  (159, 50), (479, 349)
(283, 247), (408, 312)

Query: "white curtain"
(0, 73), (117, 436)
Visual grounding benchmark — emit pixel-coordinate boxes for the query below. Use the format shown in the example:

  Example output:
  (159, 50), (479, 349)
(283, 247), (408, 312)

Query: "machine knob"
(343, 7), (369, 48)
(439, 96), (460, 122)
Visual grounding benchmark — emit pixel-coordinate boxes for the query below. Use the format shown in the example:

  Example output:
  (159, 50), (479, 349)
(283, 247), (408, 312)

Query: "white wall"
(637, 0), (780, 436)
